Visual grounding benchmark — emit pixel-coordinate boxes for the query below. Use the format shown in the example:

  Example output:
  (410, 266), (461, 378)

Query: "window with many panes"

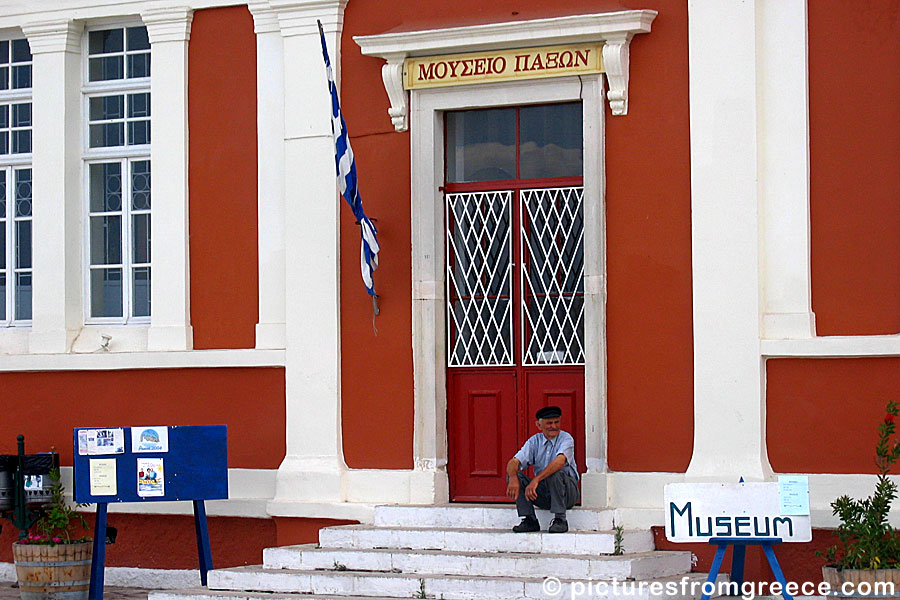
(84, 25), (151, 322)
(0, 38), (32, 326)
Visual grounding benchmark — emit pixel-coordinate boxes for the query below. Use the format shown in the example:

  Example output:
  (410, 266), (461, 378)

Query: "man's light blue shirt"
(514, 431), (579, 481)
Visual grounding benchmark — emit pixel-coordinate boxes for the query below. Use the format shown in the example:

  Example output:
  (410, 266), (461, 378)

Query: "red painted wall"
(0, 368), (285, 469)
(603, 0), (694, 472)
(0, 515), (357, 570)
(274, 517), (358, 547)
(188, 6), (259, 350)
(767, 358), (900, 473)
(0, 514), (275, 569)
(339, 0), (695, 471)
(809, 1), (900, 336)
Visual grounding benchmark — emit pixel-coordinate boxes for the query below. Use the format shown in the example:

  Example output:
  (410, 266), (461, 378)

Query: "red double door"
(448, 368), (585, 502)
(442, 103), (587, 502)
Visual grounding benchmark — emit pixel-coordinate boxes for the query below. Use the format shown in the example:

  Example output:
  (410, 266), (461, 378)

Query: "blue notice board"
(72, 425), (228, 503)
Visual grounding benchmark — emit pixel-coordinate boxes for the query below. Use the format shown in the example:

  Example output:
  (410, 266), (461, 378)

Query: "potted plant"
(13, 467), (92, 600)
(822, 400), (900, 594)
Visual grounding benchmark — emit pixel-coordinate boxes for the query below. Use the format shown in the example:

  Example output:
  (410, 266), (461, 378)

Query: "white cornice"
(247, 0), (280, 35)
(21, 19), (82, 54)
(355, 10), (656, 58)
(354, 10), (657, 131)
(141, 5), (193, 43)
(267, 0), (347, 37)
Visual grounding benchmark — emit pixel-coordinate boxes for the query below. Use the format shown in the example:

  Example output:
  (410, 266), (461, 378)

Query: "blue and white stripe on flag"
(318, 21), (380, 302)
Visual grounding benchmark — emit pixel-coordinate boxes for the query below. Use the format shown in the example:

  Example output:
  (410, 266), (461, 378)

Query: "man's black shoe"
(512, 516), (540, 533)
(548, 517), (568, 533)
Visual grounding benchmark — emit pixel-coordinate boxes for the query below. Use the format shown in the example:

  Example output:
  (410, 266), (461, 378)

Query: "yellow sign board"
(404, 43), (605, 90)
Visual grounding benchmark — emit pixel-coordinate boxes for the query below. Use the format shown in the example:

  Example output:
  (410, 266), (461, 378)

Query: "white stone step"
(264, 543), (691, 580)
(373, 504), (616, 531)
(151, 593), (404, 600)
(318, 524), (654, 555)
(205, 566), (725, 600)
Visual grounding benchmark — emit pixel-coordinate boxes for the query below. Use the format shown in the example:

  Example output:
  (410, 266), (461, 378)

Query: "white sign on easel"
(664, 479), (811, 543)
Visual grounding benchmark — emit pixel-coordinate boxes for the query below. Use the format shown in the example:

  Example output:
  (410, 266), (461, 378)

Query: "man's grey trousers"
(515, 470), (580, 517)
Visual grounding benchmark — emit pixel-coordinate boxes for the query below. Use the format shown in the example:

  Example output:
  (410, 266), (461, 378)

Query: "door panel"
(448, 370), (518, 501)
(524, 368), (586, 484)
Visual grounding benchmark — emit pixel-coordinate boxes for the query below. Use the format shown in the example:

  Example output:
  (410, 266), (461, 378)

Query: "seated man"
(505, 405), (580, 533)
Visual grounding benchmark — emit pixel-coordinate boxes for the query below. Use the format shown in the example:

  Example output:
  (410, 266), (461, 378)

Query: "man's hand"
(525, 478), (539, 501)
(506, 457), (522, 499)
(506, 478), (520, 500)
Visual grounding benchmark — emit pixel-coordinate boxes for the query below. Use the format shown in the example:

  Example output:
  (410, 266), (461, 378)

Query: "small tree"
(824, 401), (900, 569)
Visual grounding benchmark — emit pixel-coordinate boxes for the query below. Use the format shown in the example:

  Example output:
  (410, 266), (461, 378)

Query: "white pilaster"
(142, 7), (193, 351)
(266, 0), (348, 513)
(759, 0), (815, 339)
(685, 0), (771, 481)
(23, 20), (83, 354)
(248, 1), (286, 350)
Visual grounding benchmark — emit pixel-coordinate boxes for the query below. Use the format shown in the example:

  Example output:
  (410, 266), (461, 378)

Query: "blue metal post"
(762, 542), (793, 600)
(730, 544), (746, 587)
(89, 503), (108, 600)
(701, 543), (727, 600)
(193, 500), (213, 585)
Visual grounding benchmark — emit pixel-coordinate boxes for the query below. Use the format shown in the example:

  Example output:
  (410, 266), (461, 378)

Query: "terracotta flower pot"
(12, 541), (92, 600)
(823, 566), (900, 598)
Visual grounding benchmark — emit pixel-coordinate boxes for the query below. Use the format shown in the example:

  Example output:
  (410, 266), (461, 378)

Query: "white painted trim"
(142, 7), (193, 351)
(685, 0), (771, 482)
(407, 75), (606, 507)
(0, 347), (284, 370)
(762, 335), (900, 358)
(759, 0), (815, 340)
(1, 2), (262, 29)
(266, 467), (449, 521)
(249, 1), (286, 350)
(267, 499), (374, 522)
(269, 0), (349, 508)
(355, 10), (656, 131)
(24, 19), (84, 354)
(54, 467), (276, 518)
(0, 562), (202, 589)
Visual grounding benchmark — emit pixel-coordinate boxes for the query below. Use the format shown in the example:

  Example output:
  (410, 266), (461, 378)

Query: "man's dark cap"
(536, 406), (562, 420)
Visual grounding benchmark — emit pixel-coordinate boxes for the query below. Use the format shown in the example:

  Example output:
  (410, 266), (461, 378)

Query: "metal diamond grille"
(446, 191), (514, 366)
(521, 187), (585, 365)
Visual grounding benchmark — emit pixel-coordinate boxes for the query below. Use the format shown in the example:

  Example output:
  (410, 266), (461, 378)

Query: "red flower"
(886, 414), (895, 424)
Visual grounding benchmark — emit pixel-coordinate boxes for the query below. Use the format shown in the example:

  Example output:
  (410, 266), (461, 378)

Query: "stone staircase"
(151, 505), (723, 600)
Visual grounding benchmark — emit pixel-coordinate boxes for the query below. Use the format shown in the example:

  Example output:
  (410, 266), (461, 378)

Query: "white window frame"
(82, 21), (150, 326)
(0, 35), (32, 328)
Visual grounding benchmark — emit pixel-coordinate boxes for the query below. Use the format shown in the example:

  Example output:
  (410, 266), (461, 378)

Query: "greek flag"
(318, 21), (380, 308)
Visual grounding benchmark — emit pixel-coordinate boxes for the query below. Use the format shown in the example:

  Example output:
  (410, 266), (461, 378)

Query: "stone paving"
(0, 581), (152, 599)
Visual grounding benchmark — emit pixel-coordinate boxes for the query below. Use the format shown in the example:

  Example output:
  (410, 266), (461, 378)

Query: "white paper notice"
(779, 475), (810, 516)
(137, 458), (164, 497)
(89, 459), (117, 496)
(131, 427), (169, 453)
(77, 428), (125, 455)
